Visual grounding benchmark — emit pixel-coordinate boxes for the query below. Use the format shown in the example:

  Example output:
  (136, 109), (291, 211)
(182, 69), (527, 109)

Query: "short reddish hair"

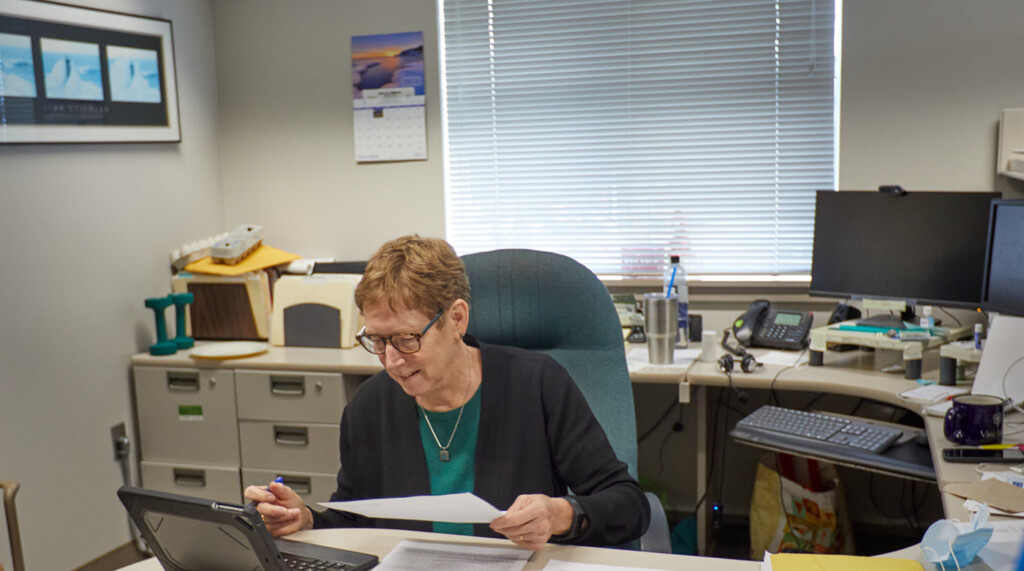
(354, 235), (470, 319)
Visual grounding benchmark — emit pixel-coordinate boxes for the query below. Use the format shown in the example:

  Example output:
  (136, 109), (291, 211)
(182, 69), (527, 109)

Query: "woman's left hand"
(489, 494), (574, 551)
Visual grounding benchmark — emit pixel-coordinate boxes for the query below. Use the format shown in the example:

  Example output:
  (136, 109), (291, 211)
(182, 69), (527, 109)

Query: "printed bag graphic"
(749, 454), (855, 557)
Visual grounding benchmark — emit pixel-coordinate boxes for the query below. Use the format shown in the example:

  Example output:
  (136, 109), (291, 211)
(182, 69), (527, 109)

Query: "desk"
(116, 528), (761, 570)
(682, 346), (1005, 570)
(129, 344), (1005, 568)
(682, 349), (920, 556)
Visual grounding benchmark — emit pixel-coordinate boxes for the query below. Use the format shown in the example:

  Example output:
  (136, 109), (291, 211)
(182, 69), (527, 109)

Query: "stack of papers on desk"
(899, 385), (969, 416)
(624, 346), (699, 374)
(758, 350), (810, 368)
(974, 519), (1024, 570)
(379, 541), (530, 570)
(542, 561), (662, 571)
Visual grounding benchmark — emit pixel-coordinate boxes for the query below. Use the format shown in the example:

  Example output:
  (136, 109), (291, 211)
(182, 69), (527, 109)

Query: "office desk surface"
(132, 343), (384, 374)
(117, 528), (761, 570)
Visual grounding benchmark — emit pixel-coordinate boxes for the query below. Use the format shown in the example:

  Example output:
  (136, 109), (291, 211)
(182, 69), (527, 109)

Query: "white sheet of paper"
(977, 519), (1024, 570)
(542, 559), (663, 571)
(899, 384), (969, 402)
(377, 540), (530, 571)
(319, 492), (504, 523)
(757, 350), (809, 368)
(624, 346), (699, 373)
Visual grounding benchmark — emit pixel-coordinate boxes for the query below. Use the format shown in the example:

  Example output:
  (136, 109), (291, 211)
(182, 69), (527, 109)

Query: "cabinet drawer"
(133, 366), (239, 465)
(140, 461), (241, 503)
(242, 468), (337, 505)
(238, 420), (340, 473)
(235, 370), (346, 423)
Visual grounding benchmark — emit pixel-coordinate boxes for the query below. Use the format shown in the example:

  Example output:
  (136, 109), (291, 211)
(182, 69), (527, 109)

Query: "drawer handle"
(270, 376), (305, 396)
(167, 372), (200, 392)
(173, 468), (206, 487)
(278, 476), (312, 495)
(274, 426), (309, 446)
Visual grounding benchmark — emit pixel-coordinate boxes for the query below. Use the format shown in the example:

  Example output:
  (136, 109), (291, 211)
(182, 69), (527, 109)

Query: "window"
(441, 0), (837, 276)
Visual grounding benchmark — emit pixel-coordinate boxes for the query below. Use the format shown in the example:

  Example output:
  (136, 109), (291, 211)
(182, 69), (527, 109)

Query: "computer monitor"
(809, 190), (1001, 322)
(982, 199), (1024, 317)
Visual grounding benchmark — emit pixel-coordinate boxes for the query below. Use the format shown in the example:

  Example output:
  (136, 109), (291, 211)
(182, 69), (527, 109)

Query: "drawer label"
(178, 405), (204, 421)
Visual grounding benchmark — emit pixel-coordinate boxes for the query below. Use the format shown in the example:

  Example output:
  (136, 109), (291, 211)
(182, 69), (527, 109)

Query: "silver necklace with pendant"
(420, 402), (466, 462)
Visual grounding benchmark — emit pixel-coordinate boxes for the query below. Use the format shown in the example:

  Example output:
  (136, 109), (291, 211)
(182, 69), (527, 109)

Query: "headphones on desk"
(717, 331), (760, 404)
(717, 352), (760, 375)
(719, 331), (762, 374)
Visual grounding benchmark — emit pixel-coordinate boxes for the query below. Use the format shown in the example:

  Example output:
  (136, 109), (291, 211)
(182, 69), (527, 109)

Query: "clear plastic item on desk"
(211, 224), (264, 265)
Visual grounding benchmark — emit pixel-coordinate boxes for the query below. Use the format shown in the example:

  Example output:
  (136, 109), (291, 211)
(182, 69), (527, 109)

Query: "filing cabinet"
(236, 369), (350, 504)
(131, 347), (379, 505)
(134, 366), (239, 465)
(133, 366), (242, 502)
(139, 461), (243, 503)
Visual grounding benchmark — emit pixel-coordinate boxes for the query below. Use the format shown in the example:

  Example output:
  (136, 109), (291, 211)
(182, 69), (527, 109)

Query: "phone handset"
(731, 300), (813, 351)
(733, 299), (771, 346)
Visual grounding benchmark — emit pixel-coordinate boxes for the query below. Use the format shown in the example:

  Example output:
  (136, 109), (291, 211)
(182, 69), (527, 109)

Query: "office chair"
(462, 249), (671, 553)
(0, 480), (24, 571)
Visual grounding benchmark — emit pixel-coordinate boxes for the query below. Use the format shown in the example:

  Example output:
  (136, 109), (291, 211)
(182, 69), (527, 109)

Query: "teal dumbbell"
(171, 292), (195, 350)
(145, 295), (177, 355)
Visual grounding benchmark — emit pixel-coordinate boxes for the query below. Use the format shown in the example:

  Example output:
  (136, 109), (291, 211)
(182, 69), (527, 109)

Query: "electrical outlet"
(110, 422), (130, 460)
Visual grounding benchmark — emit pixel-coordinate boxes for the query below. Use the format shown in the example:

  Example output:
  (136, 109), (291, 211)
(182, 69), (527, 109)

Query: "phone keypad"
(762, 324), (804, 343)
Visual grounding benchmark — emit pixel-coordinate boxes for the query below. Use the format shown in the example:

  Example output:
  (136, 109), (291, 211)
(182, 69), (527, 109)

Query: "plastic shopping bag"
(749, 453), (855, 558)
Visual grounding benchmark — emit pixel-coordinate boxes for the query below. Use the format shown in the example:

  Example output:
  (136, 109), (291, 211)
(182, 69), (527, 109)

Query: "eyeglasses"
(356, 310), (444, 355)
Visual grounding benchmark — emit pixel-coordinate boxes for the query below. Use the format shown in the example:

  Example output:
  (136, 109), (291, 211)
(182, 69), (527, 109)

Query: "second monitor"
(809, 190), (1000, 322)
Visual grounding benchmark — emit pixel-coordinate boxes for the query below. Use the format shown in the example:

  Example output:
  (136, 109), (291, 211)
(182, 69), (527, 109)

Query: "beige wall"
(210, 0), (446, 261)
(839, 0), (1024, 197)
(0, 1), (224, 569)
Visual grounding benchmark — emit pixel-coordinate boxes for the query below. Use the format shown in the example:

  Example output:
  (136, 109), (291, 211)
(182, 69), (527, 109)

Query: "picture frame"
(0, 0), (180, 144)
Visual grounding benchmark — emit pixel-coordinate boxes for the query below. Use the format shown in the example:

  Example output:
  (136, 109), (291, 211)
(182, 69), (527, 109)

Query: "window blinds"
(441, 0), (836, 276)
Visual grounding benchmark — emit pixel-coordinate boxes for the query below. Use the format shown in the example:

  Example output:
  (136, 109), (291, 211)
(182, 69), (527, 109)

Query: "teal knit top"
(417, 387), (481, 535)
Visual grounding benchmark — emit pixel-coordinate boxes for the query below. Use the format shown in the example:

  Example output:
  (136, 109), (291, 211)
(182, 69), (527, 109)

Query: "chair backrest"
(462, 249), (638, 478)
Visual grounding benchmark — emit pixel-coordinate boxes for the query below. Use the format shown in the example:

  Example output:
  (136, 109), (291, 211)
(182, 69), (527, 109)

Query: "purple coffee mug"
(944, 394), (1006, 446)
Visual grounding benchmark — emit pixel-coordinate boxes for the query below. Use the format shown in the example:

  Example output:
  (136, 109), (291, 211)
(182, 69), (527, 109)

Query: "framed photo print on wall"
(0, 0), (180, 144)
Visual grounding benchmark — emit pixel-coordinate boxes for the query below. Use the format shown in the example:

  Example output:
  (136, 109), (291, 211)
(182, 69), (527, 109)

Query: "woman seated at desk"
(245, 235), (650, 550)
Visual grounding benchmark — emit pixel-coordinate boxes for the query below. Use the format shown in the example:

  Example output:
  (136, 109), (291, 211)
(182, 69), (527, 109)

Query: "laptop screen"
(118, 486), (378, 571)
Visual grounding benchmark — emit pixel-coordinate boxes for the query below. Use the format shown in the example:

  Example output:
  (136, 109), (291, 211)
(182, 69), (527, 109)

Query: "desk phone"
(734, 300), (813, 351)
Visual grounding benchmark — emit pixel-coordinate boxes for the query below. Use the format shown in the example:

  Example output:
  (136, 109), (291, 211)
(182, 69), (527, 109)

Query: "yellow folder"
(769, 553), (924, 571)
(184, 244), (300, 276)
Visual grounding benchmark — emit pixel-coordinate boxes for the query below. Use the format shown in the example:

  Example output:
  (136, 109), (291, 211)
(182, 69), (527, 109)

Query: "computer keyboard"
(735, 405), (902, 454)
(284, 553), (357, 571)
(730, 405), (935, 481)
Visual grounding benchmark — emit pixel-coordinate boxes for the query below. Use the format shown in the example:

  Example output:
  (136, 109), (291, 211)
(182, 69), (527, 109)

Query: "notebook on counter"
(117, 486), (377, 570)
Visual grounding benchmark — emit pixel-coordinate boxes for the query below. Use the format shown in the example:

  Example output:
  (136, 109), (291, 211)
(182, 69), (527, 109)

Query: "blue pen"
(666, 266), (677, 296)
(266, 476), (284, 490)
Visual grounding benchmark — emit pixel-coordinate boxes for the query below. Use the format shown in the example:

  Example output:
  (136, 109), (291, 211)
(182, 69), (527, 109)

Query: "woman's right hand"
(243, 481), (314, 537)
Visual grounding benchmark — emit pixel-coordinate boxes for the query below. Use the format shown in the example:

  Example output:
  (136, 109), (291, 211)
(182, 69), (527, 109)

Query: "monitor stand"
(856, 308), (917, 330)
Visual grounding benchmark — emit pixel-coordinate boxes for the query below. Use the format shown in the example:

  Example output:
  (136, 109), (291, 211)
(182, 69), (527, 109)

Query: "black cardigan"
(310, 337), (650, 547)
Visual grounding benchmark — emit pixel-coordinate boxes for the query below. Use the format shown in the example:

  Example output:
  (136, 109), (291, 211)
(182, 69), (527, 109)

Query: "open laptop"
(118, 486), (378, 571)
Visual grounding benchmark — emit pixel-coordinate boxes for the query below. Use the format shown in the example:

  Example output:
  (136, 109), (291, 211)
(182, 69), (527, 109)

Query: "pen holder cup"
(944, 395), (1005, 446)
(643, 293), (678, 365)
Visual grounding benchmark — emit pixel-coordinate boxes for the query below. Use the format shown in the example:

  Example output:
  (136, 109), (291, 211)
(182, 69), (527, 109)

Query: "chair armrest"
(639, 491), (672, 554)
